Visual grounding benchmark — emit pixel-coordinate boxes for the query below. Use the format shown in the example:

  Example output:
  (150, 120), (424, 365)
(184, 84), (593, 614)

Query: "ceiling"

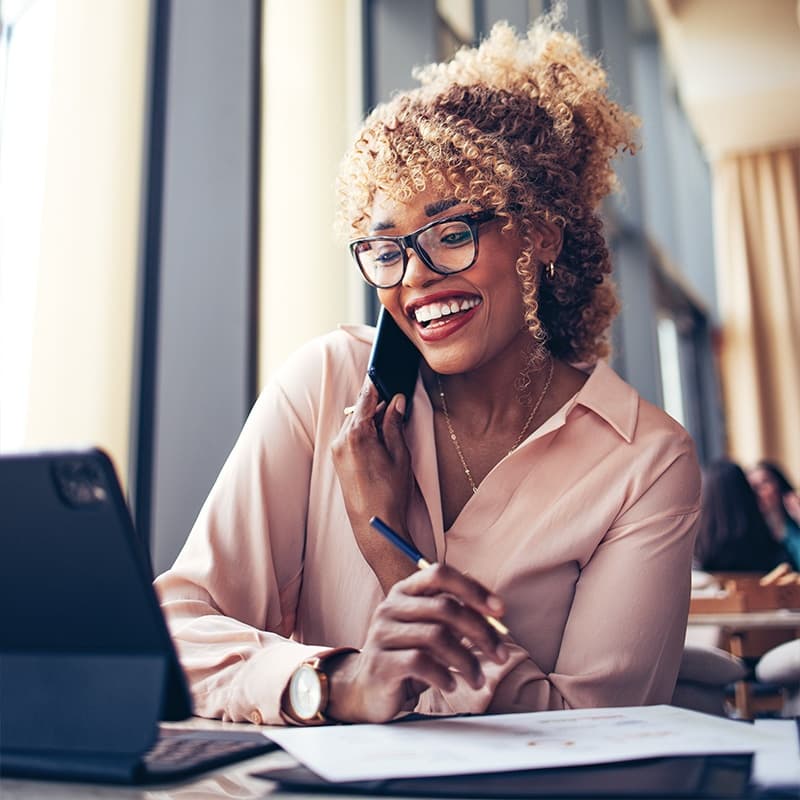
(649, 0), (800, 159)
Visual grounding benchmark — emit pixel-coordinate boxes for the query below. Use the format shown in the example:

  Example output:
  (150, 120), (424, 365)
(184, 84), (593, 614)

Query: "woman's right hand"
(331, 376), (417, 592)
(323, 562), (509, 723)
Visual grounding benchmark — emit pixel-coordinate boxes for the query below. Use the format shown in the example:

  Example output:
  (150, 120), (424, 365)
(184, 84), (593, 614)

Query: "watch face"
(289, 663), (323, 720)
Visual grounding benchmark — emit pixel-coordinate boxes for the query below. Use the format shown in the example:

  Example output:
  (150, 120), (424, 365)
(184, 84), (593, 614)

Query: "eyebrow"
(424, 198), (461, 217)
(370, 197), (462, 234)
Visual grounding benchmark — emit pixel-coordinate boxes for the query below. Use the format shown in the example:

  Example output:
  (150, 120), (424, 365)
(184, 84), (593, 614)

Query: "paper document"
(266, 704), (787, 783)
(751, 719), (800, 791)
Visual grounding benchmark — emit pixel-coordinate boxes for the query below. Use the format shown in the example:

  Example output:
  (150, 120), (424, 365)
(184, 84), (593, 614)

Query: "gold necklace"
(436, 355), (554, 494)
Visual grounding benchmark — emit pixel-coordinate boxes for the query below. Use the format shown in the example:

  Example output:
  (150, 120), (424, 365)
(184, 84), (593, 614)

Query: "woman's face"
(748, 467), (781, 513)
(371, 188), (555, 376)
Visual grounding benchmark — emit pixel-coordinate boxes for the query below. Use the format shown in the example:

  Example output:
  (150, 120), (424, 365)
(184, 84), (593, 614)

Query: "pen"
(369, 515), (509, 636)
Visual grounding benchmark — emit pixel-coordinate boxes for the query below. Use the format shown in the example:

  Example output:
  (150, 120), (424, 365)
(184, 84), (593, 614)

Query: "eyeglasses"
(349, 209), (497, 289)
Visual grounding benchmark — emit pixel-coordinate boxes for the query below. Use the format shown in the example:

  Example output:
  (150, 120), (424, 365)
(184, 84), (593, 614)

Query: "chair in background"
(671, 644), (747, 717)
(755, 639), (800, 717)
(687, 567), (800, 717)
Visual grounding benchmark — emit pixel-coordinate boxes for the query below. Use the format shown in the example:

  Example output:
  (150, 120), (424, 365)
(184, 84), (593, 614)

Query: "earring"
(546, 262), (556, 280)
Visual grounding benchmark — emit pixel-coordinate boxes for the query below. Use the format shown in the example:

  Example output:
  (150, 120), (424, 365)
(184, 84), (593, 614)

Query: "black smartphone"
(368, 306), (421, 416)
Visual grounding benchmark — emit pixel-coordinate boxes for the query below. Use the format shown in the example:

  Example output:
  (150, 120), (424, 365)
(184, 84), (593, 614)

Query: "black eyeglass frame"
(349, 209), (498, 289)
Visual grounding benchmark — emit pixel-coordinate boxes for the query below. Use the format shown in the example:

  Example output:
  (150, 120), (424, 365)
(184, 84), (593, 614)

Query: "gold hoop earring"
(546, 262), (556, 280)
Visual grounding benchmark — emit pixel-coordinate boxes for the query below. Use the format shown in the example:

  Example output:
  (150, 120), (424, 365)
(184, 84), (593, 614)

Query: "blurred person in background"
(747, 461), (800, 570)
(694, 458), (787, 573)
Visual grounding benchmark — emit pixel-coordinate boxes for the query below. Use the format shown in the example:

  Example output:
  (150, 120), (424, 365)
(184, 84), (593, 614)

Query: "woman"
(747, 461), (800, 570)
(694, 458), (785, 573)
(155, 17), (700, 725)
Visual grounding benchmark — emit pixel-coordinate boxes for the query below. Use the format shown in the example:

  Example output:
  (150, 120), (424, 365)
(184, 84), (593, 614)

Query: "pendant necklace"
(436, 354), (554, 494)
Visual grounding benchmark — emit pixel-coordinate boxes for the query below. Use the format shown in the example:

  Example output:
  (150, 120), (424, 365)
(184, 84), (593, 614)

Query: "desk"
(687, 610), (800, 629)
(687, 609), (800, 718)
(0, 715), (791, 799)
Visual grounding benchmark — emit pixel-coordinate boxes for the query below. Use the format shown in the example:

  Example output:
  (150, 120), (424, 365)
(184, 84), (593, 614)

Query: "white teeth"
(413, 296), (481, 324)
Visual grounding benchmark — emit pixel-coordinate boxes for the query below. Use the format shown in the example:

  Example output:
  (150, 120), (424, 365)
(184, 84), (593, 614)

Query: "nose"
(402, 247), (444, 289)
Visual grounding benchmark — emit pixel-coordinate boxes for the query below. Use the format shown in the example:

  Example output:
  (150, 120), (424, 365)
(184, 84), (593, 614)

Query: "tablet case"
(0, 449), (192, 778)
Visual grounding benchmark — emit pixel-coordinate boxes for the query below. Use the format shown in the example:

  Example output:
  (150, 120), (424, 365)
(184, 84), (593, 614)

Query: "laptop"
(0, 448), (276, 784)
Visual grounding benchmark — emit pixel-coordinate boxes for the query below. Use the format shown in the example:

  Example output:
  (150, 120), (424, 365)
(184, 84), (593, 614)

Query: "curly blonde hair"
(336, 13), (639, 363)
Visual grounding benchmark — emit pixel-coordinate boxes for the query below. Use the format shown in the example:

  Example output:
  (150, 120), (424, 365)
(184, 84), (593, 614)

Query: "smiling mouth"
(412, 297), (482, 328)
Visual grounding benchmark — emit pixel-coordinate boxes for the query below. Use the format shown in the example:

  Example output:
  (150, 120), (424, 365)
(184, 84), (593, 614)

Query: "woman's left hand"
(332, 377), (416, 592)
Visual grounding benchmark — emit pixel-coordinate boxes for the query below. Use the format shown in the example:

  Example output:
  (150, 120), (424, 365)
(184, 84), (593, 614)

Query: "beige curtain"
(712, 146), (800, 485)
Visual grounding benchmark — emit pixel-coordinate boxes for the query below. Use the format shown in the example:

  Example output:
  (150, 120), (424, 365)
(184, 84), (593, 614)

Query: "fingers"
(364, 562), (510, 697)
(338, 380), (410, 473)
(375, 649), (462, 694)
(387, 588), (508, 667)
(397, 563), (509, 665)
(381, 621), (487, 689)
(403, 562), (506, 621)
(336, 378), (387, 455)
(343, 376), (409, 430)
(345, 376), (383, 426)
(381, 394), (409, 458)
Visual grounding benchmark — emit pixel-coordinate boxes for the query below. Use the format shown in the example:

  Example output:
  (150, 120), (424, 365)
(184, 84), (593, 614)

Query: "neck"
(422, 332), (550, 423)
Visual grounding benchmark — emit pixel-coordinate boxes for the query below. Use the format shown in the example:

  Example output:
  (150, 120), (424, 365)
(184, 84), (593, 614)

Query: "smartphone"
(368, 306), (421, 417)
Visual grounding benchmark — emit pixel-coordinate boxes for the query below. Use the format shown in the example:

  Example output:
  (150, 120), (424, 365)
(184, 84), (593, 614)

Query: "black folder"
(256, 755), (754, 798)
(0, 448), (275, 783)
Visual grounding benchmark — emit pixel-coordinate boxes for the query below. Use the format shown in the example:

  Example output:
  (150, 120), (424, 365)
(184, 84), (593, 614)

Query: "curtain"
(712, 146), (800, 485)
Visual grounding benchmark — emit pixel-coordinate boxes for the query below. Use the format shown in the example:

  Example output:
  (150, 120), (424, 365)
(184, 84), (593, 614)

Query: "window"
(653, 263), (723, 464)
(657, 315), (686, 427)
(436, 0), (476, 55)
(0, 0), (56, 450)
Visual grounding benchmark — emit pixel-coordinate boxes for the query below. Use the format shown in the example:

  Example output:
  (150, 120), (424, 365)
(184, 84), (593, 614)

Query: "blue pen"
(369, 515), (509, 636)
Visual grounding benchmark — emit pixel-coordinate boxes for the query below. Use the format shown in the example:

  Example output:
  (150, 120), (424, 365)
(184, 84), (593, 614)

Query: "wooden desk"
(687, 610), (800, 718)
(687, 610), (800, 629)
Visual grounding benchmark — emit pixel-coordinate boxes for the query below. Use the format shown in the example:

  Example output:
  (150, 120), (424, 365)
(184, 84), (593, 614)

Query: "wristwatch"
(285, 657), (330, 723)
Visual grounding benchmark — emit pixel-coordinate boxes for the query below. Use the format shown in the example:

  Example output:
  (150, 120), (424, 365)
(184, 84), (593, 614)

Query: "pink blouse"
(155, 324), (701, 724)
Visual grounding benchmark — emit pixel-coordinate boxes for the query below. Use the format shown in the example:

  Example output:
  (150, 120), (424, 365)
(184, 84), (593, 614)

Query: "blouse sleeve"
(154, 349), (331, 725)
(421, 447), (700, 715)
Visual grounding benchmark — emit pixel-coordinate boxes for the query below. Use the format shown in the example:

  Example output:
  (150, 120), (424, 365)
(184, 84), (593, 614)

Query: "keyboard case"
(0, 448), (193, 780)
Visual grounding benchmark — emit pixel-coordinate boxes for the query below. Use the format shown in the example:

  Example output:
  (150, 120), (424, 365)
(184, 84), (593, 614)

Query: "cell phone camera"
(52, 458), (108, 508)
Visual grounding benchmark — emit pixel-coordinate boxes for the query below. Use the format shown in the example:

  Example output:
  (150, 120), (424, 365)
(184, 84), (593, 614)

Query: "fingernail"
(496, 644), (509, 662)
(395, 395), (406, 417)
(487, 595), (504, 613)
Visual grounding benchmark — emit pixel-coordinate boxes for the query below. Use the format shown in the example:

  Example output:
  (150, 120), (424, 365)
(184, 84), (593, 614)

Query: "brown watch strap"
(281, 647), (359, 726)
